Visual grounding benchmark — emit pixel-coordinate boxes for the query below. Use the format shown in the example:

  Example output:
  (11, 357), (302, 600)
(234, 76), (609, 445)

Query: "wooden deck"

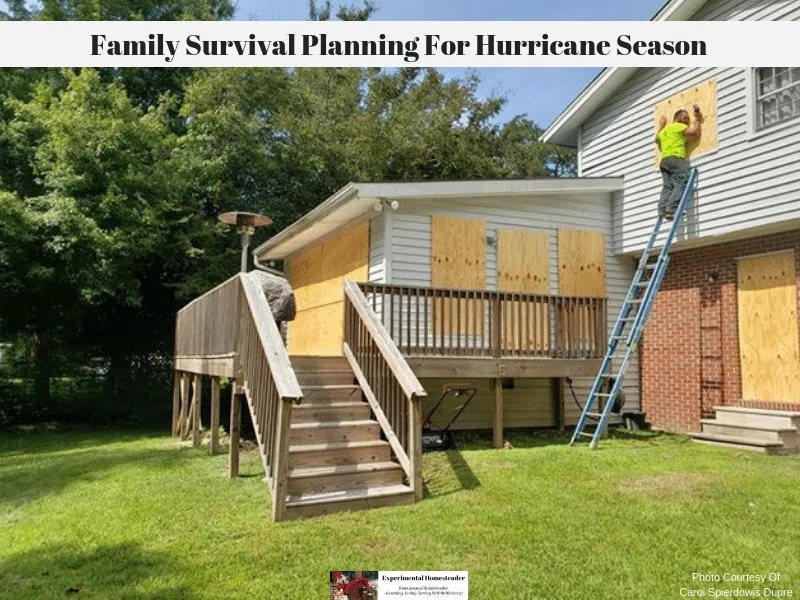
(357, 282), (606, 379)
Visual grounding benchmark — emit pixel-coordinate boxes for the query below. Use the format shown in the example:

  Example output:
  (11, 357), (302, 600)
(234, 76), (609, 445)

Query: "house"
(171, 178), (636, 519)
(542, 0), (800, 449)
(170, 0), (800, 523)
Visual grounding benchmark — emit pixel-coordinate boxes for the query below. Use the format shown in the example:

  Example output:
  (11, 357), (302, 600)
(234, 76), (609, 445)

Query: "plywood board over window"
(557, 229), (606, 297)
(737, 250), (800, 403)
(287, 221), (369, 356)
(557, 229), (607, 357)
(497, 229), (550, 352)
(653, 78), (718, 168)
(431, 216), (485, 337)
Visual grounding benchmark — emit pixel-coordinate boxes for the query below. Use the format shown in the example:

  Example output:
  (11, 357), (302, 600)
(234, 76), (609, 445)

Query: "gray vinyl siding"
(578, 0), (800, 255)
(368, 211), (387, 284)
(384, 194), (638, 422)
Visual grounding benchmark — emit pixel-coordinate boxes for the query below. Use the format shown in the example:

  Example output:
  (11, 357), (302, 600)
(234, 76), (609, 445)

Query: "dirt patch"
(617, 472), (717, 501)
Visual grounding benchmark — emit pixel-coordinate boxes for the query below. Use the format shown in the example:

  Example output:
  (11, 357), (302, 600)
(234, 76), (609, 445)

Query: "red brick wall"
(640, 228), (800, 433)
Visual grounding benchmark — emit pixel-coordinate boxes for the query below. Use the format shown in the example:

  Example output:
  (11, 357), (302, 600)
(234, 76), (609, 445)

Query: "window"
(755, 67), (800, 130)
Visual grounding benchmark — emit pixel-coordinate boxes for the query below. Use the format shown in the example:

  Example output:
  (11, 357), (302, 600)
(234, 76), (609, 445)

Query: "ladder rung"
(645, 264), (657, 270)
(595, 393), (611, 397)
(586, 412), (603, 418)
(578, 432), (594, 438)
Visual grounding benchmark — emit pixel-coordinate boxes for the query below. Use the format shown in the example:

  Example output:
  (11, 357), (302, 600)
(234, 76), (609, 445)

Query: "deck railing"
(357, 282), (607, 359)
(173, 273), (302, 521)
(343, 281), (426, 500)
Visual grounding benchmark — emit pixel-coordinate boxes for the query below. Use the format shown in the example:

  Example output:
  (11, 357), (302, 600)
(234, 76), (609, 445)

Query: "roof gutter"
(252, 183), (359, 259)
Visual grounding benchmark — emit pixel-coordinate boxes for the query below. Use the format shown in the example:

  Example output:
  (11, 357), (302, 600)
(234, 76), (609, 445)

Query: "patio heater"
(218, 211), (273, 273)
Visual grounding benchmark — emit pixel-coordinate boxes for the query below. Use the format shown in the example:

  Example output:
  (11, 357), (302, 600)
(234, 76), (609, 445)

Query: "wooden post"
(179, 373), (190, 440)
(192, 374), (202, 447)
(229, 388), (242, 478)
(493, 377), (504, 448)
(171, 371), (181, 437)
(409, 396), (423, 502)
(557, 377), (566, 433)
(271, 398), (292, 521)
(491, 296), (502, 358)
(210, 377), (221, 454)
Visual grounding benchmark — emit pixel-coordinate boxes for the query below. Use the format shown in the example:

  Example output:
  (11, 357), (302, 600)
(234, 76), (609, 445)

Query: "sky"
(0, 0), (669, 128)
(234, 0), (669, 128)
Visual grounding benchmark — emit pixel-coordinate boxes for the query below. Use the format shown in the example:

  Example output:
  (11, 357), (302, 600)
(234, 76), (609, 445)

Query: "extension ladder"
(570, 167), (699, 449)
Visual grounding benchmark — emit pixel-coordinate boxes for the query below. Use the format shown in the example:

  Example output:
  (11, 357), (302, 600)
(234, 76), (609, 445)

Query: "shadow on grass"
(0, 432), (198, 510)
(0, 543), (196, 600)
(423, 448), (481, 499)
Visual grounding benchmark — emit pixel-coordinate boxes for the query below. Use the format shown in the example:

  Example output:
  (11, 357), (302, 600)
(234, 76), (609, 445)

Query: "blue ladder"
(570, 167), (699, 449)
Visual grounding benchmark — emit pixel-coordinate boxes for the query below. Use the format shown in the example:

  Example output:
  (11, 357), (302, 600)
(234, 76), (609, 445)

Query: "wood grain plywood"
(431, 216), (485, 289)
(653, 78), (718, 167)
(497, 230), (549, 293)
(557, 229), (606, 297)
(431, 216), (486, 336)
(286, 221), (369, 356)
(737, 251), (800, 403)
(288, 244), (323, 312)
(497, 230), (550, 351)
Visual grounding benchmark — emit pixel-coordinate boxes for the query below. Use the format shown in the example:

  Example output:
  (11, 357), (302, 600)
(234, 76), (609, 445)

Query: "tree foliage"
(0, 2), (575, 422)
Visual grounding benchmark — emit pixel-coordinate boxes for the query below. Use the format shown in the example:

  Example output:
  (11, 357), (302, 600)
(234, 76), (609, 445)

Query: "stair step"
(701, 420), (800, 450)
(301, 385), (362, 403)
(712, 406), (800, 430)
(287, 461), (403, 495)
(288, 439), (392, 469)
(295, 371), (355, 386)
(292, 402), (371, 423)
(290, 356), (350, 371)
(689, 431), (784, 453)
(289, 420), (380, 445)
(284, 483), (414, 519)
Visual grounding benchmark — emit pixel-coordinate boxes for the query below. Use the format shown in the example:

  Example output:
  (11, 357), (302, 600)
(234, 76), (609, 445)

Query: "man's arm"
(685, 104), (703, 138)
(655, 115), (667, 146)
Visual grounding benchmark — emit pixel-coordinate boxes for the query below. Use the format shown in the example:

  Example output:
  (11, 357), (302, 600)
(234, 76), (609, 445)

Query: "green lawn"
(1, 428), (799, 599)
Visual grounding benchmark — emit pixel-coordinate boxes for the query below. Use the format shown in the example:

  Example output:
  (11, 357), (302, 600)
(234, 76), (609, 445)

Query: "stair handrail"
(343, 280), (427, 500)
(238, 273), (303, 401)
(236, 272), (302, 521)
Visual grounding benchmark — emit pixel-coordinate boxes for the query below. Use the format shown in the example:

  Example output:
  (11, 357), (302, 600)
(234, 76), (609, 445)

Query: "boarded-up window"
(497, 229), (550, 352)
(557, 229), (606, 296)
(431, 216), (485, 336)
(653, 78), (718, 167)
(557, 229), (607, 357)
(737, 250), (800, 403)
(287, 221), (369, 356)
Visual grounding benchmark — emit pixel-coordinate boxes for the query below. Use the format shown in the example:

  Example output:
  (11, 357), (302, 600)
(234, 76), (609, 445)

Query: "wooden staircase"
(173, 274), (425, 522)
(690, 406), (800, 454)
(283, 356), (415, 519)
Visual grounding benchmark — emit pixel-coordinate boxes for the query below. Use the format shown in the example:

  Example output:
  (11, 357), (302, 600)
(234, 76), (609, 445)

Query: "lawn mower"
(421, 382), (477, 452)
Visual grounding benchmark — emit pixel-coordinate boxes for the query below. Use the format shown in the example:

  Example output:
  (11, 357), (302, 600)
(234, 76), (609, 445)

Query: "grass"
(1, 428), (799, 599)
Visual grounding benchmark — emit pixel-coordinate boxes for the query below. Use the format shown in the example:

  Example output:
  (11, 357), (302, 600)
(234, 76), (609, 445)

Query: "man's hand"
(686, 105), (703, 138)
(658, 116), (667, 130)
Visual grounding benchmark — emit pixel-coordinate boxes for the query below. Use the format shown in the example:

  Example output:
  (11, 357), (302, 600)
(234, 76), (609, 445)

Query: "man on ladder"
(656, 104), (702, 221)
(571, 105), (702, 449)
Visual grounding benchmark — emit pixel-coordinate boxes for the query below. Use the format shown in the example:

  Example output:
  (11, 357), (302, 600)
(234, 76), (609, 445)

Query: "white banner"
(378, 571), (468, 599)
(0, 20), (799, 67)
